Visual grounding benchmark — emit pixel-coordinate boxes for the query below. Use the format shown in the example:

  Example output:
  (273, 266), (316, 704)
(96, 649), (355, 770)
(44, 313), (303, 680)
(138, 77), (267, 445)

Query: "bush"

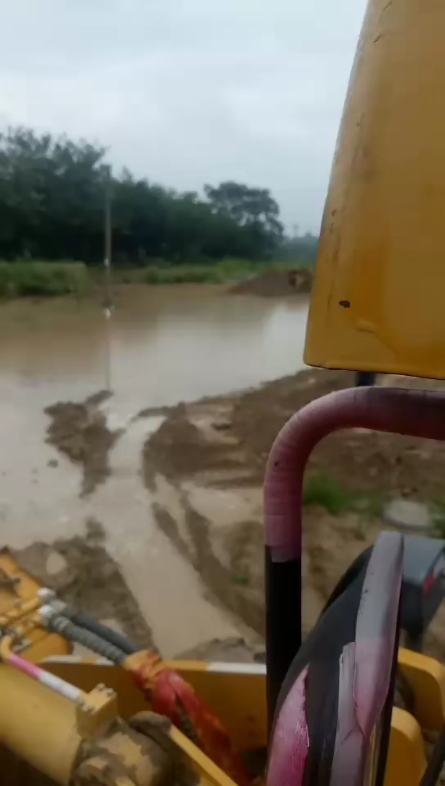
(0, 261), (90, 298)
(303, 475), (355, 515)
(143, 265), (225, 285)
(303, 474), (383, 518)
(141, 258), (293, 285)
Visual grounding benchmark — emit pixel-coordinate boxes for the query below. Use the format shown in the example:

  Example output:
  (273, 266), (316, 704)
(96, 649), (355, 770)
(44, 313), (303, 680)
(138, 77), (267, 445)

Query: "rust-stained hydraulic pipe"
(264, 386), (445, 719)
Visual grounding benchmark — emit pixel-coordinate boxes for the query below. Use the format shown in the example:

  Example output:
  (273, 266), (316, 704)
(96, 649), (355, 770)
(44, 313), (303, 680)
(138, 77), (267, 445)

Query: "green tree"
(0, 126), (285, 265)
(204, 181), (279, 226)
(279, 230), (318, 266)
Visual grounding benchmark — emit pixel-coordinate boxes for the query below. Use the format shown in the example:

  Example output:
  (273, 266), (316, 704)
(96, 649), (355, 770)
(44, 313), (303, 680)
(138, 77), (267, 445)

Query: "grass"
(143, 264), (225, 285)
(0, 256), (313, 298)
(0, 261), (90, 298)
(303, 473), (384, 519)
(430, 500), (445, 538)
(115, 257), (310, 286)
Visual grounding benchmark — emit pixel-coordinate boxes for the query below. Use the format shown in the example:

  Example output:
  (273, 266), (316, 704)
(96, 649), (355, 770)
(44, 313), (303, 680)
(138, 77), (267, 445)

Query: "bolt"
(97, 683), (105, 691)
(106, 688), (115, 698)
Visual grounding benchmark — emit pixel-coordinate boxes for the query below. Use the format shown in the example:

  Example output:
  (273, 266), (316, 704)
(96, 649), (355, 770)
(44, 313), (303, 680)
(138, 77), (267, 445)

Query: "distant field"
(116, 258), (312, 286)
(0, 258), (313, 299)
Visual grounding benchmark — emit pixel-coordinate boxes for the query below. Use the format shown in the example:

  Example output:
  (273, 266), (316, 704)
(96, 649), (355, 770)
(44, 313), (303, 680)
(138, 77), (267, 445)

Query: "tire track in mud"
(33, 392), (249, 657)
(153, 497), (264, 635)
(141, 397), (267, 639)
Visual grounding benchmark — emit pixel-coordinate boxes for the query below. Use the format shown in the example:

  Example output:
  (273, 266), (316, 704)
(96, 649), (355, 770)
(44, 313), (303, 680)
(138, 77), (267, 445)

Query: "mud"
(143, 369), (445, 657)
(177, 637), (265, 663)
(155, 500), (265, 635)
(231, 269), (312, 297)
(14, 518), (153, 649)
(4, 364), (445, 782)
(45, 391), (121, 496)
(142, 403), (247, 490)
(145, 369), (445, 498)
(23, 366), (445, 663)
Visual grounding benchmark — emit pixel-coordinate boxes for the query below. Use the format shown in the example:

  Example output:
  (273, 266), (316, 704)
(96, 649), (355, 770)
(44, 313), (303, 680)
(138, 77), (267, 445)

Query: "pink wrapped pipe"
(264, 386), (445, 719)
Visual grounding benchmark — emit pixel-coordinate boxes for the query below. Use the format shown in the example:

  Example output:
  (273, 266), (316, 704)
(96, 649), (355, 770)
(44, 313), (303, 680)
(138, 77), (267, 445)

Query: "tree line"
(0, 127), (317, 266)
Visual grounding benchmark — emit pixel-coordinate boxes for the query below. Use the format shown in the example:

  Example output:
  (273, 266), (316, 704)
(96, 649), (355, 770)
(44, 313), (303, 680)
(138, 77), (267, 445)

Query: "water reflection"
(0, 286), (309, 408)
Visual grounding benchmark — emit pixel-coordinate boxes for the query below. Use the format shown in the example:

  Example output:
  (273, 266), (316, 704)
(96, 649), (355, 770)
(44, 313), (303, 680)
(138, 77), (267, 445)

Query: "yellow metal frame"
(385, 708), (426, 786)
(43, 658), (268, 753)
(304, 0), (445, 379)
(398, 647), (445, 733)
(42, 653), (435, 786)
(0, 549), (71, 661)
(0, 544), (443, 786)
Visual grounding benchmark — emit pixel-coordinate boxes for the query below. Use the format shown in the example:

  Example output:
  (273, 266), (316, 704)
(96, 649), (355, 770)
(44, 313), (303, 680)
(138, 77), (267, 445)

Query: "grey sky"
(0, 0), (367, 231)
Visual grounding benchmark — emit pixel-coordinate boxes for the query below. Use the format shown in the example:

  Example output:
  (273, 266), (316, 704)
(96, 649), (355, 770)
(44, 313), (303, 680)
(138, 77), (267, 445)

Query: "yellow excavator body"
(0, 546), (439, 786)
(3, 1), (445, 785)
(304, 0), (445, 380)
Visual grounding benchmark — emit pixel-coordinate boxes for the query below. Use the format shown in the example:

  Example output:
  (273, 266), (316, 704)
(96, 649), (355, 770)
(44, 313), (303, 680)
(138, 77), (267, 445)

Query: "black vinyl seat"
(267, 531), (403, 786)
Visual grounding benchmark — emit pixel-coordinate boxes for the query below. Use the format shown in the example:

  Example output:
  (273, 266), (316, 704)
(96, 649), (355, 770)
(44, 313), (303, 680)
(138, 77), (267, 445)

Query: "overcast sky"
(0, 0), (367, 232)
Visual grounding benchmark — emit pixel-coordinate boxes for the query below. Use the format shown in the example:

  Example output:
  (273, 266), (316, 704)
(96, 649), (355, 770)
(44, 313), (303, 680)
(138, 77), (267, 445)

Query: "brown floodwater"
(0, 285), (309, 655)
(0, 284), (308, 411)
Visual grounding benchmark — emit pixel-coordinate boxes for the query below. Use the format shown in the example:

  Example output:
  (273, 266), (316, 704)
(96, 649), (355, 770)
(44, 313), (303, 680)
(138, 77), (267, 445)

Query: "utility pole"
(103, 165), (113, 391)
(104, 165), (113, 311)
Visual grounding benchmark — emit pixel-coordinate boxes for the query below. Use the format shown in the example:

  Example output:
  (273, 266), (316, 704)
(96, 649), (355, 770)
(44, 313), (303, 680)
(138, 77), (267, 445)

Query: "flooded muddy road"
(0, 285), (309, 657)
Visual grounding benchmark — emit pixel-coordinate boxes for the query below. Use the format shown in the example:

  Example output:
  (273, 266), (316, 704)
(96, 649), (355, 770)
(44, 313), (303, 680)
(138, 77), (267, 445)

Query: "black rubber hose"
(61, 607), (138, 655)
(47, 615), (127, 665)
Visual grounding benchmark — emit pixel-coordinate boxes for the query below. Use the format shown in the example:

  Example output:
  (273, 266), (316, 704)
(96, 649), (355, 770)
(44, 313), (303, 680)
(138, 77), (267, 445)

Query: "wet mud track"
(12, 368), (445, 661)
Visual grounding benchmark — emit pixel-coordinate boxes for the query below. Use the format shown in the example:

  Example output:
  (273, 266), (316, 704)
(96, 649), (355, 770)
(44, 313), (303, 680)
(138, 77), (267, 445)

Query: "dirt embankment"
(143, 369), (445, 499)
(14, 518), (153, 648)
(231, 268), (312, 297)
(142, 369), (445, 656)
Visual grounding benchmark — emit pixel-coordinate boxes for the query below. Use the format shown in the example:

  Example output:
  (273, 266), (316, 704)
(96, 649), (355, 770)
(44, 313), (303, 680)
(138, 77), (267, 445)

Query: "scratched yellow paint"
(305, 0), (445, 380)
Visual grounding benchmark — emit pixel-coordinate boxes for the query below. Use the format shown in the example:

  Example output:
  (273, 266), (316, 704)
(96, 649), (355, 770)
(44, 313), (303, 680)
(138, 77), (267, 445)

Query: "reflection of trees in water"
(0, 300), (108, 386)
(0, 289), (309, 406)
(116, 293), (307, 365)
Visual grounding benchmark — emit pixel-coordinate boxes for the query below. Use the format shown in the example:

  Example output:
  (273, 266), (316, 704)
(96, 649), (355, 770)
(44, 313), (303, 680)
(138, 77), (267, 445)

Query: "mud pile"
(231, 268), (312, 297)
(142, 369), (445, 655)
(144, 369), (445, 498)
(14, 518), (153, 648)
(45, 391), (121, 496)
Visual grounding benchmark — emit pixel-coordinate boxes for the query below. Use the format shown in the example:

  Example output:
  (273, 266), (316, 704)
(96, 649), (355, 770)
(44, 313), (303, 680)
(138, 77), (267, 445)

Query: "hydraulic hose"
(264, 386), (445, 721)
(45, 614), (127, 665)
(61, 607), (138, 655)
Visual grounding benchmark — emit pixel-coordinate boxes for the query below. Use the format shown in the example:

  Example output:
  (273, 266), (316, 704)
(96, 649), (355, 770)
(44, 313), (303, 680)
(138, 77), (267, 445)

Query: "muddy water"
(0, 285), (308, 407)
(0, 285), (308, 655)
